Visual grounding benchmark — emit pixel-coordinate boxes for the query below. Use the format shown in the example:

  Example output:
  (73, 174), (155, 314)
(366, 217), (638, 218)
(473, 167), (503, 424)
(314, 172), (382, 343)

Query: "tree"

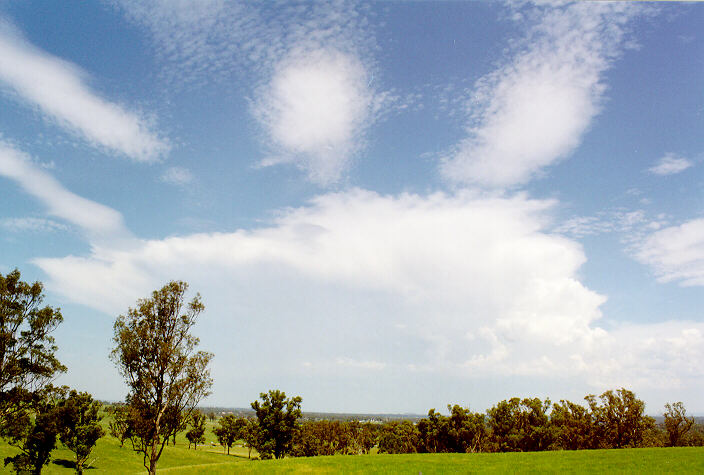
(486, 397), (552, 452)
(56, 391), (105, 474)
(550, 399), (595, 450)
(664, 402), (694, 447)
(241, 419), (260, 459)
(185, 412), (206, 450)
(251, 390), (302, 459)
(2, 397), (60, 474)
(377, 420), (419, 454)
(586, 388), (654, 449)
(0, 269), (65, 423)
(213, 415), (246, 455)
(111, 281), (213, 475)
(108, 405), (132, 448)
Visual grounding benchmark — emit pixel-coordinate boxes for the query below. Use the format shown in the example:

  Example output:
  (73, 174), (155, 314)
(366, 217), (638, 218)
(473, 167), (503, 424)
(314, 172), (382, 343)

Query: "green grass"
(1, 439), (703, 474)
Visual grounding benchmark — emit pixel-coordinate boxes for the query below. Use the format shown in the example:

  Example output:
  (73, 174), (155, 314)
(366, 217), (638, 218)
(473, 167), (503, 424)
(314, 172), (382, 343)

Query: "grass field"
(2, 432), (703, 474)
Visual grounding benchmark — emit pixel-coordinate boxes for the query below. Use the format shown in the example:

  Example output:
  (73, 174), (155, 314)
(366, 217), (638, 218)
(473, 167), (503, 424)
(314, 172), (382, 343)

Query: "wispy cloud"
(636, 218), (704, 286)
(160, 166), (194, 186)
(0, 19), (169, 161)
(0, 216), (69, 233)
(0, 141), (129, 239)
(648, 153), (693, 176)
(441, 2), (640, 188)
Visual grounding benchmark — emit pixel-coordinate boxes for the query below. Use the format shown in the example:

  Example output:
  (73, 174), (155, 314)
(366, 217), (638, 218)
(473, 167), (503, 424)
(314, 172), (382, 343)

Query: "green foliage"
(586, 388), (655, 449)
(664, 401), (694, 447)
(291, 420), (376, 456)
(486, 397), (552, 452)
(56, 391), (105, 474)
(111, 281), (213, 474)
(0, 269), (66, 422)
(550, 399), (596, 450)
(212, 414), (245, 454)
(2, 398), (60, 474)
(251, 390), (302, 459)
(377, 420), (419, 454)
(107, 405), (131, 447)
(185, 412), (206, 450)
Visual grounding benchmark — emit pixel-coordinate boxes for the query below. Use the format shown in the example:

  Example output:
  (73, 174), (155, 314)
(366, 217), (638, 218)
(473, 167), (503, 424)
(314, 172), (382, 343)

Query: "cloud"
(0, 216), (68, 233)
(648, 153), (693, 176)
(111, 1), (380, 184)
(33, 187), (704, 409)
(253, 49), (374, 184)
(0, 142), (129, 240)
(160, 166), (194, 186)
(441, 2), (640, 188)
(635, 218), (704, 286)
(0, 19), (169, 161)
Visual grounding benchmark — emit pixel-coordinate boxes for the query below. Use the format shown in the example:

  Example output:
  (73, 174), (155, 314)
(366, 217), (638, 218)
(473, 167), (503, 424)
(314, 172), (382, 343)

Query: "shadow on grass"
(52, 459), (96, 470)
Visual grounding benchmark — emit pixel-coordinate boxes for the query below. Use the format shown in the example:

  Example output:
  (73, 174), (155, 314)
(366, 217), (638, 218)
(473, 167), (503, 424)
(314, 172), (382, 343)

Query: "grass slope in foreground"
(1, 442), (703, 474)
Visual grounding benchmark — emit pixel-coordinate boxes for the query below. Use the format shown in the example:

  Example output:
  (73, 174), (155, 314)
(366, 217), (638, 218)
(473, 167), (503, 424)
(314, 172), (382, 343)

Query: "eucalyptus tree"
(111, 281), (213, 475)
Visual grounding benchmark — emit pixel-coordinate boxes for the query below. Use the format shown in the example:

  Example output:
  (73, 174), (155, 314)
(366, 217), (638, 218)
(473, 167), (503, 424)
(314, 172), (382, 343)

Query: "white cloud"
(31, 187), (704, 408)
(0, 19), (169, 161)
(112, 1), (380, 184)
(636, 218), (704, 286)
(441, 2), (639, 188)
(0, 142), (129, 239)
(0, 216), (68, 233)
(160, 166), (194, 186)
(648, 153), (693, 176)
(253, 49), (374, 184)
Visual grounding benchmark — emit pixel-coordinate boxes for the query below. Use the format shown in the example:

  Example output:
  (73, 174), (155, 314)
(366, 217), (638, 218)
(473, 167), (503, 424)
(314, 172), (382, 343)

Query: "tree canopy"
(111, 281), (213, 475)
(251, 390), (302, 459)
(0, 269), (65, 421)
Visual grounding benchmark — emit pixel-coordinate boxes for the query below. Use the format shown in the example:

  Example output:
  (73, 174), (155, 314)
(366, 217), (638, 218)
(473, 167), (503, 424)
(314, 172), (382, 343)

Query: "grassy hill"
(2, 436), (703, 474)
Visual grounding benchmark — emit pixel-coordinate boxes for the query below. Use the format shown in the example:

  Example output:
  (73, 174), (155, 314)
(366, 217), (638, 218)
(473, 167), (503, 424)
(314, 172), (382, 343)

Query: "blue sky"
(0, 0), (702, 414)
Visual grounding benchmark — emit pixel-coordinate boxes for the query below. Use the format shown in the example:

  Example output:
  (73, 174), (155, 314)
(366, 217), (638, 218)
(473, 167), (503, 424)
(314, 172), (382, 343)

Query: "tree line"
(1, 270), (702, 474)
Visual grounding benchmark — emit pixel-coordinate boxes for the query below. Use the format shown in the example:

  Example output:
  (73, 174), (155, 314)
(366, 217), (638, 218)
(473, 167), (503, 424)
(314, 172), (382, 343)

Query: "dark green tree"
(56, 390), (104, 474)
(251, 390), (302, 459)
(446, 405), (487, 453)
(241, 419), (260, 459)
(377, 420), (419, 454)
(586, 388), (654, 449)
(111, 281), (213, 475)
(0, 269), (65, 423)
(550, 399), (595, 450)
(108, 405), (132, 448)
(486, 397), (552, 452)
(664, 401), (694, 447)
(2, 397), (60, 474)
(185, 412), (206, 450)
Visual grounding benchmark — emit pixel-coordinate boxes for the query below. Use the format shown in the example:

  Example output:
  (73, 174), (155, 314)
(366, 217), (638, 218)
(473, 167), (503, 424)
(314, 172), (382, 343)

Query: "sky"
(0, 0), (702, 415)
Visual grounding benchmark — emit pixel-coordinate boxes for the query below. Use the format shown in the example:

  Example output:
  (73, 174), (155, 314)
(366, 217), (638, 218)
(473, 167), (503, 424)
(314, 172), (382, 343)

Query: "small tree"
(213, 414), (245, 455)
(0, 269), (66, 423)
(185, 412), (206, 450)
(242, 419), (260, 459)
(251, 390), (302, 459)
(108, 405), (132, 448)
(586, 388), (654, 449)
(56, 391), (105, 474)
(111, 281), (213, 475)
(2, 397), (60, 474)
(664, 402), (694, 447)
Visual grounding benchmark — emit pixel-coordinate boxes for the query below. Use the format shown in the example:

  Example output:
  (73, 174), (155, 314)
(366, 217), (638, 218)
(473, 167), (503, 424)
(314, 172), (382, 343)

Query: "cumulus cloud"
(636, 218), (704, 286)
(441, 2), (639, 188)
(0, 19), (169, 161)
(160, 166), (194, 186)
(253, 49), (374, 184)
(0, 142), (129, 239)
(648, 153), (693, 176)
